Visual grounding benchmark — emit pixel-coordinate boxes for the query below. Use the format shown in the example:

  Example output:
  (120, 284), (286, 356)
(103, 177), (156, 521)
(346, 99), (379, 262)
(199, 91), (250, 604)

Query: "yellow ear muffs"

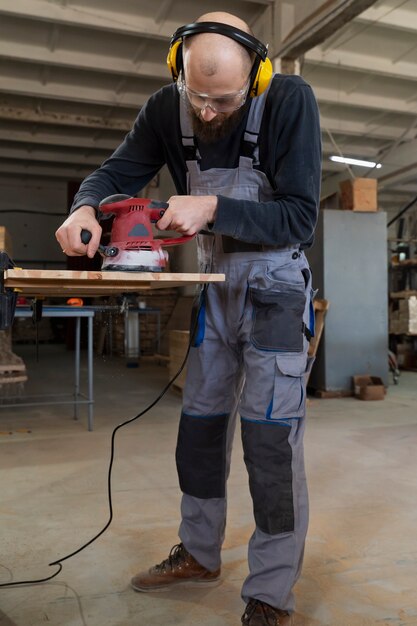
(250, 57), (273, 97)
(167, 23), (273, 96)
(167, 39), (182, 81)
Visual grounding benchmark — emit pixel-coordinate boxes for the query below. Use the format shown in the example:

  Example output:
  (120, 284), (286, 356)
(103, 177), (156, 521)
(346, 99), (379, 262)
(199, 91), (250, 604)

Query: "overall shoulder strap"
(179, 97), (201, 162)
(241, 75), (274, 166)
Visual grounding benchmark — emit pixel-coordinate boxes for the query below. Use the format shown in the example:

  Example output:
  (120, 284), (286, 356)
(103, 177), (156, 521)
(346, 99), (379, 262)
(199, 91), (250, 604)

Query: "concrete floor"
(0, 344), (416, 626)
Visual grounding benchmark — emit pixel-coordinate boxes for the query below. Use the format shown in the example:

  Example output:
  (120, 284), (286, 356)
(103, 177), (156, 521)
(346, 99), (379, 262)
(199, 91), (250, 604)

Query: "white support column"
(274, 57), (300, 75)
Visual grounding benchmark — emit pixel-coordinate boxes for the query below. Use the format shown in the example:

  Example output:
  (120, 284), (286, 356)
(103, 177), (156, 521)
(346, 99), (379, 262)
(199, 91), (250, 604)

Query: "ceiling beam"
(0, 0), (174, 40)
(0, 161), (93, 179)
(0, 145), (103, 166)
(319, 114), (416, 142)
(356, 4), (417, 35)
(392, 183), (417, 194)
(0, 127), (120, 151)
(322, 140), (379, 159)
(0, 105), (133, 131)
(314, 86), (417, 116)
(0, 76), (149, 110)
(275, 0), (379, 60)
(0, 40), (168, 81)
(305, 47), (417, 82)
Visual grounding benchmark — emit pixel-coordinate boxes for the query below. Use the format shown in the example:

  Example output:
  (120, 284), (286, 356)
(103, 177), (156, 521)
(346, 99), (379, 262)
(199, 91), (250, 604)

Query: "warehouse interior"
(0, 1), (416, 625)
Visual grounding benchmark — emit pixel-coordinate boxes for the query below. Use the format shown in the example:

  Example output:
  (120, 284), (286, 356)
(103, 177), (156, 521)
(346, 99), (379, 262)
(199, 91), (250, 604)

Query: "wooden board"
(4, 269), (225, 297)
(306, 298), (330, 388)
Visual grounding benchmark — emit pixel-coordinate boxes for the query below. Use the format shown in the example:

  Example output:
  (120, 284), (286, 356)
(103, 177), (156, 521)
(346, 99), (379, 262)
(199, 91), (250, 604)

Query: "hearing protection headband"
(170, 22), (268, 61)
(167, 22), (273, 98)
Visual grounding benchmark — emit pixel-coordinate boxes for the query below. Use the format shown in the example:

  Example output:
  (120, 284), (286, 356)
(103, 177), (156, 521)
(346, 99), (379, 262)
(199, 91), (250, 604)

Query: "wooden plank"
(0, 374), (28, 384)
(390, 290), (417, 299)
(308, 298), (330, 359)
(4, 269), (225, 297)
(0, 364), (26, 373)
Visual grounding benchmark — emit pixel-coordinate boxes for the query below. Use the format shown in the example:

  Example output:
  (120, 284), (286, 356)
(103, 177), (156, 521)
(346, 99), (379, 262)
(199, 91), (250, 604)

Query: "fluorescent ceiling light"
(329, 155), (382, 169)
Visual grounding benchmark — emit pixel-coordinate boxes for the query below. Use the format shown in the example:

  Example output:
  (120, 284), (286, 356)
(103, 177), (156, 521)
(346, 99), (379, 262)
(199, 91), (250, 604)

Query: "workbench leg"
(87, 316), (94, 431)
(74, 316), (80, 421)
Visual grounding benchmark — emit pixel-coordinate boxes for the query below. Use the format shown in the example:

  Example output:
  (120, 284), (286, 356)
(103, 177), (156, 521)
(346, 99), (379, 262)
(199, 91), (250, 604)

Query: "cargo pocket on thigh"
(250, 286), (306, 352)
(269, 353), (307, 419)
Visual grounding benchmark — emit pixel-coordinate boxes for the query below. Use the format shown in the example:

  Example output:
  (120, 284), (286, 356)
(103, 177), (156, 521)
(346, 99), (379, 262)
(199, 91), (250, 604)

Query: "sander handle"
(80, 229), (118, 257)
(80, 229), (92, 245)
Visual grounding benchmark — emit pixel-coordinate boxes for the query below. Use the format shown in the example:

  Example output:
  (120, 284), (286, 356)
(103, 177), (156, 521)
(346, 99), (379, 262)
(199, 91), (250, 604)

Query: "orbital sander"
(81, 194), (194, 272)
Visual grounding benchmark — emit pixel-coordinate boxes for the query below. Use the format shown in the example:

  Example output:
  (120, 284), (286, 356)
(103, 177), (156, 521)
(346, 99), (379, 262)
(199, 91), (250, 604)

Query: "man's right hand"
(55, 205), (102, 258)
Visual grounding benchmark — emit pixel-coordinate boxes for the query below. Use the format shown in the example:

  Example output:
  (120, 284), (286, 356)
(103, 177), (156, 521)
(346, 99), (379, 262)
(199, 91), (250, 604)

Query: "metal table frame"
(124, 307), (161, 359)
(2, 306), (95, 431)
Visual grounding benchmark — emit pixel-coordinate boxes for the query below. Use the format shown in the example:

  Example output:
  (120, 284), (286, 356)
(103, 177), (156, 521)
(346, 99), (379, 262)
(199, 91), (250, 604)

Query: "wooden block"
(339, 178), (378, 212)
(0, 226), (12, 255)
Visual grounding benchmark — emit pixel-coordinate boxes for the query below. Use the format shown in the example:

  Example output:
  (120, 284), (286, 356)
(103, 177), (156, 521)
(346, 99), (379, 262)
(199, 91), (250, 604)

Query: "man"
(56, 11), (321, 625)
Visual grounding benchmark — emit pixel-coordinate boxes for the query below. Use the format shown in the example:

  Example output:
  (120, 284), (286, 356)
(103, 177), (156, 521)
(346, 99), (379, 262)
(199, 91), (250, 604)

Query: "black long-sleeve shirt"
(71, 74), (322, 248)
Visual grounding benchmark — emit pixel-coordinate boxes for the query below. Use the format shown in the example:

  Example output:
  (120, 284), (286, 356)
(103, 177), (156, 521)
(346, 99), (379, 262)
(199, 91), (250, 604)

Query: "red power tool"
(81, 194), (194, 272)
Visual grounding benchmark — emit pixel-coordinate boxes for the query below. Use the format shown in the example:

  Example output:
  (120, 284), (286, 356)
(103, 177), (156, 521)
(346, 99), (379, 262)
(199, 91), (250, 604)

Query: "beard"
(188, 102), (246, 144)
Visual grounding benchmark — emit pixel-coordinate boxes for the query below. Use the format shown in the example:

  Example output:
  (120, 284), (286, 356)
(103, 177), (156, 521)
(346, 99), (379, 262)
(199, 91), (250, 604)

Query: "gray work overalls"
(175, 81), (314, 613)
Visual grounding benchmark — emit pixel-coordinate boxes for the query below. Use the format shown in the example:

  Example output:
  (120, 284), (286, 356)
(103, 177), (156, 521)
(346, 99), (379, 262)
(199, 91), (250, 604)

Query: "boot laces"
(243, 599), (284, 625)
(154, 543), (188, 574)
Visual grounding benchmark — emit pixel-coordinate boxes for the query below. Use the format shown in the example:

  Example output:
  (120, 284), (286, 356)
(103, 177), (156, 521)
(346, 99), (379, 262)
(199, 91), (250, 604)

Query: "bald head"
(182, 12), (254, 84)
(196, 11), (252, 32)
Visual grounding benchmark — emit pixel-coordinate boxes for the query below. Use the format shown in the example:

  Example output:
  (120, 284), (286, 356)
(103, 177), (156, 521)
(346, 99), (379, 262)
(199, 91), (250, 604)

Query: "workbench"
(2, 305), (95, 430)
(1, 269), (225, 430)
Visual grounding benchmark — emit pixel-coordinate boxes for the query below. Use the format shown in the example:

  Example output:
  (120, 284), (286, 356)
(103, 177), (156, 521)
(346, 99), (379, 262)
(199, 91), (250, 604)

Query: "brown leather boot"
(241, 599), (293, 625)
(130, 543), (221, 592)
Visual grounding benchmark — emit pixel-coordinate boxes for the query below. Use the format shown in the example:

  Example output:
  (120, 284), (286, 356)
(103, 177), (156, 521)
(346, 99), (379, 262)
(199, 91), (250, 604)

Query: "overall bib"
(175, 83), (314, 612)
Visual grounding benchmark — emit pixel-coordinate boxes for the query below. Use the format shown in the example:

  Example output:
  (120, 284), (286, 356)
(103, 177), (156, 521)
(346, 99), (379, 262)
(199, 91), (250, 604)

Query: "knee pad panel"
(242, 419), (294, 534)
(176, 412), (229, 498)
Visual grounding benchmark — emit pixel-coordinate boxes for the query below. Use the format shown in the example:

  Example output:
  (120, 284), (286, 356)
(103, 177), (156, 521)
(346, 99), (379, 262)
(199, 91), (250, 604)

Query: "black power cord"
(0, 286), (207, 588)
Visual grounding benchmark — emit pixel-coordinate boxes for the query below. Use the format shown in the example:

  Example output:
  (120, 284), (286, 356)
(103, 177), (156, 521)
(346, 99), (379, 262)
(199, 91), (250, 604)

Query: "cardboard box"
(0, 226), (12, 255)
(393, 296), (417, 334)
(353, 375), (385, 401)
(340, 178), (378, 212)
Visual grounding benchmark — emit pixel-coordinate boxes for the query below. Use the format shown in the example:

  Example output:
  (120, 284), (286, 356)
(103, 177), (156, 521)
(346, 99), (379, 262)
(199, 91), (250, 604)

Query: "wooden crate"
(339, 178), (378, 212)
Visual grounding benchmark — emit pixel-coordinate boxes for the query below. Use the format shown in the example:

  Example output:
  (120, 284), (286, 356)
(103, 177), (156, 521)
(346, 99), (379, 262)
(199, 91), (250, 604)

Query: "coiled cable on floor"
(0, 285), (207, 588)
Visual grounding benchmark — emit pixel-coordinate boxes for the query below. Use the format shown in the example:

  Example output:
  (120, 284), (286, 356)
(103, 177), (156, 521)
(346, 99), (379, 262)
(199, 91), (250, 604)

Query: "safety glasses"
(177, 72), (250, 113)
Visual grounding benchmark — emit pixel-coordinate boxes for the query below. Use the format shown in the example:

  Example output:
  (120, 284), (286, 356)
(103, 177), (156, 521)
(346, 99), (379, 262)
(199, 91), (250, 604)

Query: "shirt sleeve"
(211, 81), (322, 247)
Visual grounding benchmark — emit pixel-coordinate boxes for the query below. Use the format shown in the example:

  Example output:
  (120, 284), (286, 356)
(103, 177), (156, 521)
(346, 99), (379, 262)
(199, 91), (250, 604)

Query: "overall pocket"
(270, 353), (308, 418)
(250, 284), (306, 352)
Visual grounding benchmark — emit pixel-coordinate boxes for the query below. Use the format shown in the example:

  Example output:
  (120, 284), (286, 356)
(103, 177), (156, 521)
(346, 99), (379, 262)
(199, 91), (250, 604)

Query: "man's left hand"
(156, 195), (217, 236)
